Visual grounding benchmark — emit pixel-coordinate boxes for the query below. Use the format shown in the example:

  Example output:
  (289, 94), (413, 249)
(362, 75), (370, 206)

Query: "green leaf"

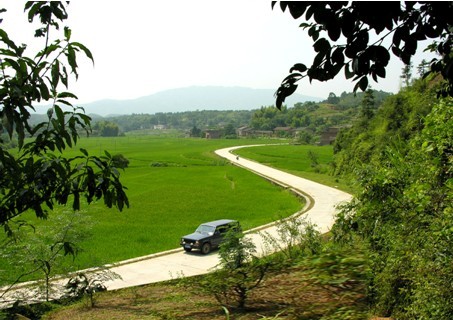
(39, 82), (50, 100)
(36, 43), (60, 58)
(78, 113), (92, 126)
(358, 76), (368, 91)
(56, 99), (73, 107)
(327, 21), (341, 42)
(313, 51), (325, 68)
(287, 2), (307, 19)
(66, 46), (78, 76)
(63, 242), (76, 257)
(19, 59), (28, 75)
(330, 62), (344, 78)
(305, 5), (315, 20)
(275, 82), (298, 110)
(290, 63), (307, 73)
(64, 26), (71, 40)
(61, 65), (68, 88)
(331, 47), (345, 64)
(376, 66), (386, 78)
(282, 73), (302, 83)
(51, 60), (60, 88)
(26, 2), (43, 23)
(313, 38), (330, 53)
(308, 26), (319, 41)
(3, 58), (21, 73)
(353, 80), (360, 93)
(50, 2), (68, 21)
(33, 61), (48, 78)
(70, 41), (94, 64)
(57, 91), (78, 99)
(0, 29), (18, 51)
(0, 48), (18, 57)
(80, 148), (89, 156)
(374, 45), (390, 66)
(54, 104), (64, 127)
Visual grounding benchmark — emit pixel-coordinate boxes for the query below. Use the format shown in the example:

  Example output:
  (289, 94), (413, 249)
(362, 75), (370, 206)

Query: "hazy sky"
(3, 1), (435, 104)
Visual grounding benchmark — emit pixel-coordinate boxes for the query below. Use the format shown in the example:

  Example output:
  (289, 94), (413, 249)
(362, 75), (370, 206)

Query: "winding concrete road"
(1, 145), (351, 307)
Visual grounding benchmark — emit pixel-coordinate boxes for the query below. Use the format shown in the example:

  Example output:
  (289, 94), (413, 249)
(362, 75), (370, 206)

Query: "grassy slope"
(42, 265), (368, 320)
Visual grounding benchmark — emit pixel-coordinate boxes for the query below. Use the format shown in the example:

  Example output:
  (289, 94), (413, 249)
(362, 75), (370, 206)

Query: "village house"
(254, 130), (273, 138)
(205, 129), (222, 139)
(319, 127), (341, 145)
(273, 127), (294, 137)
(236, 126), (254, 137)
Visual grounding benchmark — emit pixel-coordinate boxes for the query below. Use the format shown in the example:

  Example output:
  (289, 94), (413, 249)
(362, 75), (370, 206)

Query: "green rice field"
(2, 135), (343, 282)
(234, 144), (353, 193)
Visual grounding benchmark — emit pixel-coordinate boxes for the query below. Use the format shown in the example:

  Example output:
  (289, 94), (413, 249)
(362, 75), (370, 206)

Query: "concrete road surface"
(0, 144), (352, 307)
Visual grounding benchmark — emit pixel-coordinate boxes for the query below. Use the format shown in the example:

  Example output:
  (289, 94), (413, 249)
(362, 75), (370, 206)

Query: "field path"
(1, 144), (351, 306)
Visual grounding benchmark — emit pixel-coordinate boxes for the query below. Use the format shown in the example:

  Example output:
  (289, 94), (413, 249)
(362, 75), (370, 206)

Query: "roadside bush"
(0, 211), (93, 301)
(333, 100), (453, 319)
(179, 229), (270, 311)
(112, 153), (129, 169)
(0, 133), (17, 149)
(63, 269), (121, 307)
(261, 216), (322, 264)
(223, 134), (238, 139)
(295, 130), (314, 145)
(150, 162), (167, 167)
(306, 243), (370, 296)
(3, 301), (57, 320)
(256, 216), (370, 319)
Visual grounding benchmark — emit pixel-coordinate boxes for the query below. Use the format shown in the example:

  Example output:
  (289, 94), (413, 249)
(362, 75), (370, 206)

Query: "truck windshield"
(196, 225), (215, 235)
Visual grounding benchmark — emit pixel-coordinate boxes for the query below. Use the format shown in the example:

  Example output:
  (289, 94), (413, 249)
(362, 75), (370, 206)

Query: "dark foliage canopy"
(273, 1), (453, 109)
(0, 2), (128, 235)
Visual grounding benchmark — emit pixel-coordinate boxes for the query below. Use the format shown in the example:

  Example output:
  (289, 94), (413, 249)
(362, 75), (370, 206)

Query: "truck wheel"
(201, 242), (211, 254)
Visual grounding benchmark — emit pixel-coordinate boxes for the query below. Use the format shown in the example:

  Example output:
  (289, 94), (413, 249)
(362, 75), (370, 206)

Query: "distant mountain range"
(33, 86), (322, 117)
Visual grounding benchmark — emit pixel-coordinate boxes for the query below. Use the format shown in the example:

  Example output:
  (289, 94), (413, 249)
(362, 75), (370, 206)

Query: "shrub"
(261, 216), (322, 263)
(333, 100), (453, 319)
(63, 269), (121, 307)
(179, 229), (270, 311)
(112, 154), (129, 169)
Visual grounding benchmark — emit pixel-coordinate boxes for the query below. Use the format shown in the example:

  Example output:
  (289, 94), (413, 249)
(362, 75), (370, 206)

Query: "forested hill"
(331, 76), (453, 318)
(26, 91), (391, 135)
(332, 79), (440, 176)
(33, 86), (321, 116)
(27, 90), (392, 136)
(87, 90), (392, 135)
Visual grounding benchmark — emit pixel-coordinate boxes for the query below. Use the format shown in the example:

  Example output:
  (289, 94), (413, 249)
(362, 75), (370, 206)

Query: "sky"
(2, 1), (436, 104)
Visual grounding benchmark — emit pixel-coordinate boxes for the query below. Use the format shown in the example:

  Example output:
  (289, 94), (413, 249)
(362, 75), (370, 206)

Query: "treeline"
(331, 76), (453, 318)
(23, 90), (391, 139)
(250, 89), (390, 133)
(88, 90), (391, 137)
(24, 90), (391, 140)
(333, 80), (438, 176)
(101, 110), (253, 135)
